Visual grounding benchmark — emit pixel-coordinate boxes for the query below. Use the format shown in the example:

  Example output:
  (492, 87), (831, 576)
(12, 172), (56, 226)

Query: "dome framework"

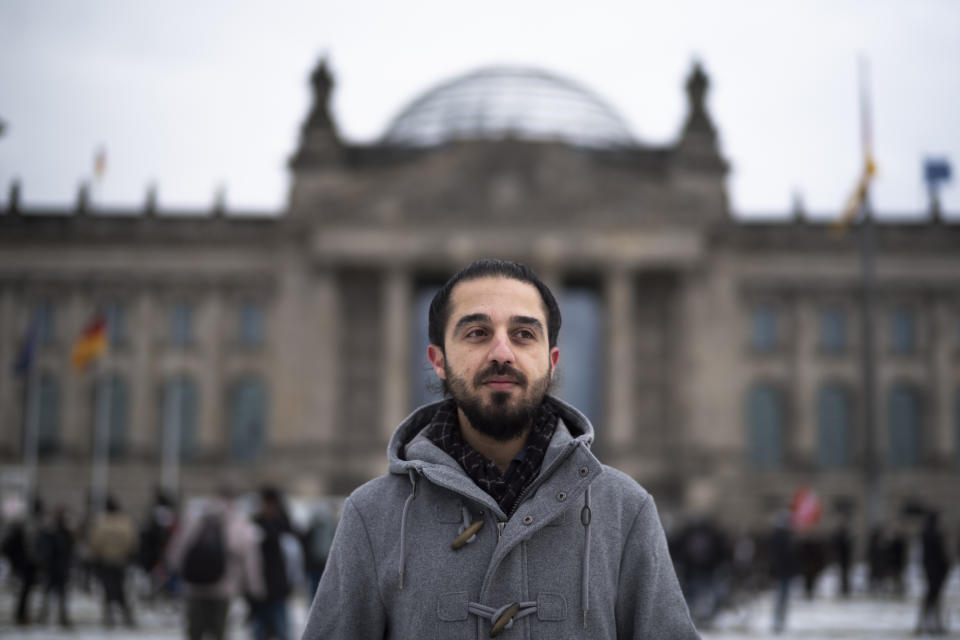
(382, 66), (636, 150)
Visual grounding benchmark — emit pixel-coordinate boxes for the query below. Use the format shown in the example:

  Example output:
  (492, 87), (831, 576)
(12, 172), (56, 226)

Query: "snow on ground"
(703, 564), (960, 640)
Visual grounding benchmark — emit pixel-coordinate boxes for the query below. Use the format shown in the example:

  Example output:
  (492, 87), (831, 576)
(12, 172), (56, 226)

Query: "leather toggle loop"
(580, 505), (592, 526)
(451, 520), (484, 550)
(489, 602), (521, 637)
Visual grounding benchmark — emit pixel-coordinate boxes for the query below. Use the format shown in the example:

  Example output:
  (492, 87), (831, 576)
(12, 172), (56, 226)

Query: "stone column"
(382, 267), (411, 439)
(605, 267), (634, 446)
(0, 287), (16, 454)
(792, 294), (814, 466)
(130, 290), (153, 456)
(930, 296), (950, 465)
(200, 290), (224, 454)
(309, 268), (338, 445)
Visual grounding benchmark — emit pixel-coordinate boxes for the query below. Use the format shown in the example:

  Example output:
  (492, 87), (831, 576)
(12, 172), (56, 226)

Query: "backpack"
(182, 516), (226, 585)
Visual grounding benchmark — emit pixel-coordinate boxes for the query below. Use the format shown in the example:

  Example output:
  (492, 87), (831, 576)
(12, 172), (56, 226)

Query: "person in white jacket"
(168, 484), (265, 640)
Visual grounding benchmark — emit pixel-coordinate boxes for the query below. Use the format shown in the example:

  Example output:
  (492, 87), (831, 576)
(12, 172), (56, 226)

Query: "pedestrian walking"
(887, 526), (907, 597)
(88, 495), (138, 628)
(916, 511), (950, 635)
(769, 510), (795, 634)
(830, 520), (853, 597)
(301, 507), (335, 599)
(167, 483), (265, 640)
(139, 488), (179, 599)
(37, 505), (75, 627)
(798, 533), (826, 599)
(1, 496), (45, 625)
(251, 486), (294, 640)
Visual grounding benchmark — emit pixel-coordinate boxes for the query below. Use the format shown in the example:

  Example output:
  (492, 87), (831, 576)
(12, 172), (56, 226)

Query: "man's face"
(427, 276), (559, 441)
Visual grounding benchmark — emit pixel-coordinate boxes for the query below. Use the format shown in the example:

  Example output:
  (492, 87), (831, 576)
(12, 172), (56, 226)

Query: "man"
(167, 483), (265, 640)
(302, 259), (698, 639)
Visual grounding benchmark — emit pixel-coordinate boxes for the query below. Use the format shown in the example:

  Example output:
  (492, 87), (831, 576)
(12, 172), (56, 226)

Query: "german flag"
(72, 316), (107, 371)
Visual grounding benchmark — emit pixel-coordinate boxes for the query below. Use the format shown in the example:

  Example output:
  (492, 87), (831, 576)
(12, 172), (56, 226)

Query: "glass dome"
(382, 66), (635, 150)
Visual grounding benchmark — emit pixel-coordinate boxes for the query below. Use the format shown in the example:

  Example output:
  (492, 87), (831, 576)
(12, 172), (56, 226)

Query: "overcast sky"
(1, 0), (957, 218)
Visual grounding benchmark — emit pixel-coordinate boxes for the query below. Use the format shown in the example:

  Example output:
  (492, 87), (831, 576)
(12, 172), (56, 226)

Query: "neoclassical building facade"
(1, 60), (958, 535)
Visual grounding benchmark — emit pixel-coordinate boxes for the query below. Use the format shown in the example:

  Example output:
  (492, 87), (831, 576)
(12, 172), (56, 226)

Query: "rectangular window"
(238, 302), (265, 347)
(33, 300), (56, 346)
(750, 305), (778, 352)
(819, 306), (847, 353)
(103, 300), (126, 348)
(170, 302), (194, 347)
(890, 306), (916, 354)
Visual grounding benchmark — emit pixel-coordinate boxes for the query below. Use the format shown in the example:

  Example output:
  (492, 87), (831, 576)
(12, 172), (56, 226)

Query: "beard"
(444, 360), (553, 441)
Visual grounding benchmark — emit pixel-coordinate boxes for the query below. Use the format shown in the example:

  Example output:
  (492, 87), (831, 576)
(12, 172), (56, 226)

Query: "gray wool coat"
(301, 396), (699, 639)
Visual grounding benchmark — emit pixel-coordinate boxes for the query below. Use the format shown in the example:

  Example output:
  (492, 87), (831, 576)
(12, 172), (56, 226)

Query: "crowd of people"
(667, 509), (956, 634)
(2, 486), (956, 637)
(1, 485), (336, 639)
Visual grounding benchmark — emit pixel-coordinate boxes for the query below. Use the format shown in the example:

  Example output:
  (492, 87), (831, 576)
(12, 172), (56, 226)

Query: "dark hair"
(428, 259), (561, 351)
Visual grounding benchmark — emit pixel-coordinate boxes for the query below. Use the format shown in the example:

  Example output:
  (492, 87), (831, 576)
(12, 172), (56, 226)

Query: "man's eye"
(515, 329), (535, 340)
(465, 328), (487, 338)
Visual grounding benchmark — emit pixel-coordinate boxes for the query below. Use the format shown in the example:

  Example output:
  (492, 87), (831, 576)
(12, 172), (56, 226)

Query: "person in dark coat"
(38, 506), (75, 627)
(138, 488), (178, 599)
(301, 508), (335, 599)
(769, 510), (795, 634)
(797, 534), (826, 599)
(1, 497), (45, 625)
(867, 525), (887, 594)
(251, 486), (293, 640)
(916, 511), (950, 634)
(676, 516), (727, 626)
(830, 521), (853, 597)
(886, 526), (907, 597)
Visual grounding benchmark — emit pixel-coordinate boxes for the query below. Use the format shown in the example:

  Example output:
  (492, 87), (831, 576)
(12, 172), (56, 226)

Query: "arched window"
(887, 383), (922, 467)
(817, 383), (851, 468)
(24, 374), (61, 457)
(557, 286), (602, 425)
(161, 375), (198, 460)
(747, 382), (784, 469)
(229, 375), (267, 460)
(93, 374), (129, 458)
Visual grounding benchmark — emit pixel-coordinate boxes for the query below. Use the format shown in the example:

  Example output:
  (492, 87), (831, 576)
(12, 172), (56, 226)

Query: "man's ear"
(427, 344), (446, 379)
(549, 346), (559, 376)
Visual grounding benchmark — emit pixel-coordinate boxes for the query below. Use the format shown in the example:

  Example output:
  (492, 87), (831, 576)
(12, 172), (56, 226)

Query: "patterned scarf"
(426, 398), (558, 516)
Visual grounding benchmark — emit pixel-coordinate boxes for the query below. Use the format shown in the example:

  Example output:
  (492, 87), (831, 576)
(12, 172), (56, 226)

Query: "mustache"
(473, 362), (527, 387)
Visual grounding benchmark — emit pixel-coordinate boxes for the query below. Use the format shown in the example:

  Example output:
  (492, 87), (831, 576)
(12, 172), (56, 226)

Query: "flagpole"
(90, 361), (112, 515)
(855, 57), (883, 529)
(22, 363), (41, 507)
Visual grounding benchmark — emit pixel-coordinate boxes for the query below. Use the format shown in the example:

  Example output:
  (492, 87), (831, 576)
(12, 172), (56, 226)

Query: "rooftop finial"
(145, 183), (158, 216)
(7, 179), (21, 215)
(306, 57), (336, 129)
(76, 181), (90, 215)
(682, 60), (714, 136)
(213, 184), (227, 217)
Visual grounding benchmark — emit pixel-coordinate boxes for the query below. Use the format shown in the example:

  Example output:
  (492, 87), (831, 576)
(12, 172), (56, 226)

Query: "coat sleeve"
(300, 498), (386, 640)
(616, 495), (700, 639)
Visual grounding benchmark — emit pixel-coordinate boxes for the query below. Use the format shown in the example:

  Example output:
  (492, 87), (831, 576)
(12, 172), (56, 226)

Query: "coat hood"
(387, 394), (595, 476)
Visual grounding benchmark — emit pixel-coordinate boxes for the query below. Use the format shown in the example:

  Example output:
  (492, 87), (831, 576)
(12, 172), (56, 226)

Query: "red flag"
(71, 316), (107, 371)
(790, 486), (823, 532)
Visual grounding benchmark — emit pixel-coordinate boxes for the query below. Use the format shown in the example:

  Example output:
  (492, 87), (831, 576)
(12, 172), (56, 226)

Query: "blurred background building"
(1, 59), (958, 538)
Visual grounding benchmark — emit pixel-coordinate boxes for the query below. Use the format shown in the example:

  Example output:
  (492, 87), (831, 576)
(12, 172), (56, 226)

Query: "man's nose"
(488, 332), (515, 364)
